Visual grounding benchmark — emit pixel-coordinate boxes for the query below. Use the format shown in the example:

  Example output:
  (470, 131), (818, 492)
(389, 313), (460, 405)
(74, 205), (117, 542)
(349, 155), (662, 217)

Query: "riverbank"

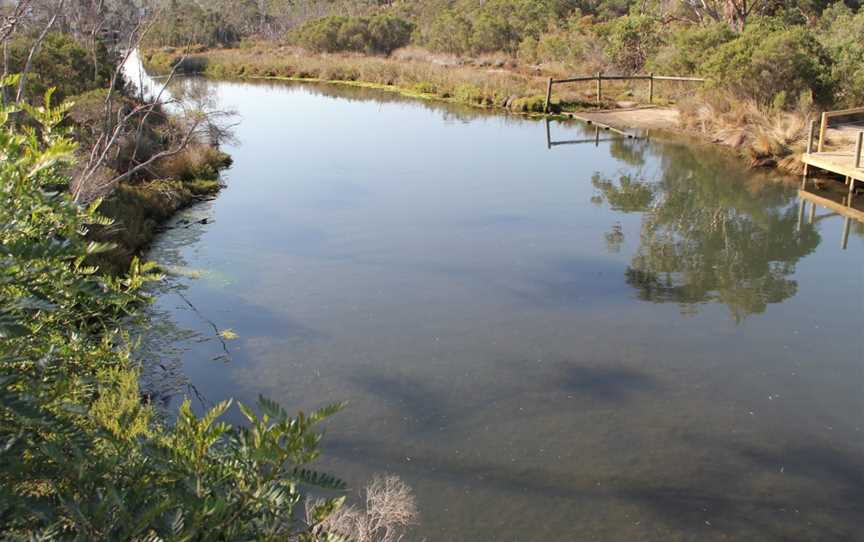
(142, 45), (680, 116)
(94, 152), (231, 274)
(142, 45), (821, 176)
(66, 77), (233, 274)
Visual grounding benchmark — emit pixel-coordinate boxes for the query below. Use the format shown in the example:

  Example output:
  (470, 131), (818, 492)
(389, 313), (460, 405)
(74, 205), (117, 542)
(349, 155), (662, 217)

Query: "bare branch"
(15, 0), (64, 104)
(0, 0), (32, 45)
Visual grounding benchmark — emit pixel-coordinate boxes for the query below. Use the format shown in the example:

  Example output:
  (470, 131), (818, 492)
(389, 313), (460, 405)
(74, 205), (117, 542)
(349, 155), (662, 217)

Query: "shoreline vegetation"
(138, 42), (828, 177)
(138, 0), (864, 180)
(93, 144), (233, 273)
(2, 7), (419, 538)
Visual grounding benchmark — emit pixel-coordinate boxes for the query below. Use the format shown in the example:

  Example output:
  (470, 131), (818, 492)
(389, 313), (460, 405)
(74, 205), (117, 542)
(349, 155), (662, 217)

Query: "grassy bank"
(93, 146), (232, 274)
(142, 44), (683, 114)
(143, 45), (821, 175)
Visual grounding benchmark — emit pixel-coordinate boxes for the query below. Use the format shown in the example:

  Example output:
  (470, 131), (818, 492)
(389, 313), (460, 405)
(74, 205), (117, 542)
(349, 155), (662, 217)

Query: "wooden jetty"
(800, 107), (864, 205)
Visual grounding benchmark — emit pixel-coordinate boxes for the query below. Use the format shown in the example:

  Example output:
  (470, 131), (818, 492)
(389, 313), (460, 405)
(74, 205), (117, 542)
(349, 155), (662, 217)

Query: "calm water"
(137, 77), (864, 541)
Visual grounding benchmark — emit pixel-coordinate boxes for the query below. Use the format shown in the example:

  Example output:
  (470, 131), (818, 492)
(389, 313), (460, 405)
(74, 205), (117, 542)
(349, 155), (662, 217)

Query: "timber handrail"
(806, 119), (818, 154)
(544, 72), (706, 113)
(855, 131), (863, 169)
(816, 106), (864, 152)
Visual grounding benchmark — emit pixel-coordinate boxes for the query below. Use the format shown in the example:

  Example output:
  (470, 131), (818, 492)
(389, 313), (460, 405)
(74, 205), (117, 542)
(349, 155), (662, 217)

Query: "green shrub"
(290, 14), (414, 55)
(598, 15), (664, 73)
(649, 22), (736, 75)
(5, 33), (114, 102)
(819, 3), (864, 107)
(423, 0), (567, 55)
(425, 10), (474, 54)
(700, 19), (833, 108)
(146, 0), (240, 47)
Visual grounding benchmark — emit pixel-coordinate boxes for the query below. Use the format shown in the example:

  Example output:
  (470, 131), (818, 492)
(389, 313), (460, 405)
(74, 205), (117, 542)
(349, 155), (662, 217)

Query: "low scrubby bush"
(700, 19), (833, 108)
(290, 14), (414, 55)
(649, 22), (736, 75)
(5, 32), (114, 103)
(422, 0), (566, 55)
(597, 15), (664, 73)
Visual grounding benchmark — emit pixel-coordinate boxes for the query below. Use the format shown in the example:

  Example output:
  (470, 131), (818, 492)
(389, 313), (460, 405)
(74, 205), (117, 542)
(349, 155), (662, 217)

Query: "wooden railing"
(855, 131), (863, 169)
(815, 106), (864, 152)
(543, 73), (706, 113)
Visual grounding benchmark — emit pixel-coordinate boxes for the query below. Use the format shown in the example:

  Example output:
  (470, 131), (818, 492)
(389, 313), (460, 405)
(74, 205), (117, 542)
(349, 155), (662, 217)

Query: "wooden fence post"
(806, 120), (817, 154)
(544, 77), (553, 114)
(854, 131), (863, 168)
(596, 72), (602, 107)
(817, 112), (828, 152)
(648, 73), (654, 104)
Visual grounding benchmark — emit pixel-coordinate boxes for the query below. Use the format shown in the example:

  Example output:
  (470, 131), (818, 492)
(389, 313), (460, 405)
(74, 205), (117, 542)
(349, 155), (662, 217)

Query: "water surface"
(139, 77), (864, 541)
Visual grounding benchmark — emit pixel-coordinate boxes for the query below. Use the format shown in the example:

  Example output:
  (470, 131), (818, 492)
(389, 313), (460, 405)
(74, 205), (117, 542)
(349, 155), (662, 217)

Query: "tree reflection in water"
(592, 142), (821, 322)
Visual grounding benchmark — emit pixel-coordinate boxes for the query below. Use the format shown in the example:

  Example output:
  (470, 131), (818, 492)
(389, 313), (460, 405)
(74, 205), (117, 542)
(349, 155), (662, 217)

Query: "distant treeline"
(144, 0), (864, 109)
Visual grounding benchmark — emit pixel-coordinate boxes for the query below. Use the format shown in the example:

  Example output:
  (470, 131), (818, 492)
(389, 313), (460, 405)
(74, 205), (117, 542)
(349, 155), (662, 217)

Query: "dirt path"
(572, 106), (680, 131)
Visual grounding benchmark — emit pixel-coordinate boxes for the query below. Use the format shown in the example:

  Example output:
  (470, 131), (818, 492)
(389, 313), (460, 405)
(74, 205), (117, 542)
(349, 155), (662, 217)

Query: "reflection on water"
(797, 180), (864, 251)
(136, 78), (863, 541)
(587, 147), (821, 322)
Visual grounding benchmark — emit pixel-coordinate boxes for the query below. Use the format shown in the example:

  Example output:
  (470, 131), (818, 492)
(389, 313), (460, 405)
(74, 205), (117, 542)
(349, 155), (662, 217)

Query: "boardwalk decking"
(801, 151), (864, 183)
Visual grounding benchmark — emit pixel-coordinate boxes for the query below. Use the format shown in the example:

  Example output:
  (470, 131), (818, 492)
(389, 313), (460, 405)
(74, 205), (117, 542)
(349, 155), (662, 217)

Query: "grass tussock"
(678, 91), (814, 170)
(154, 145), (233, 182)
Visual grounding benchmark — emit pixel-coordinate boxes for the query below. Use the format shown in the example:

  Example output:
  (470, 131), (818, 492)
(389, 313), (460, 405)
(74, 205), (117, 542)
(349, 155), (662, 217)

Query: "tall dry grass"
(153, 144), (232, 182)
(200, 44), (546, 110)
(678, 91), (814, 171)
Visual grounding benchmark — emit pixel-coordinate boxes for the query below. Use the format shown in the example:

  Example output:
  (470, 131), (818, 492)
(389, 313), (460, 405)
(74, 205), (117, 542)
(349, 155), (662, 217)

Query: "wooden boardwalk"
(801, 151), (864, 183)
(801, 109), (864, 204)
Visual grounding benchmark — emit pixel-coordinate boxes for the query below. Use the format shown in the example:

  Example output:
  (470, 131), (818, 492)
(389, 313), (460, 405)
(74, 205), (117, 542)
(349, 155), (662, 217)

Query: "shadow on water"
(131, 204), (216, 410)
(558, 364), (658, 401)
